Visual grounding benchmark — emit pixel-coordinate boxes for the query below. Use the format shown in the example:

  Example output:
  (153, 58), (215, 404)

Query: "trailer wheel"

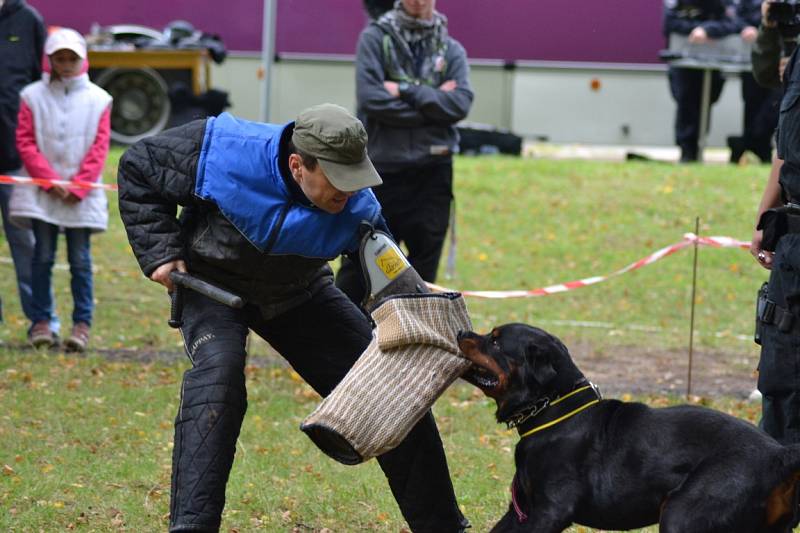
(95, 67), (171, 144)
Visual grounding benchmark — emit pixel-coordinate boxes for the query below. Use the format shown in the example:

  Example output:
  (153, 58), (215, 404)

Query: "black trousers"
(741, 72), (781, 162)
(759, 233), (800, 445)
(337, 161), (453, 303)
(668, 67), (725, 157)
(169, 279), (466, 532)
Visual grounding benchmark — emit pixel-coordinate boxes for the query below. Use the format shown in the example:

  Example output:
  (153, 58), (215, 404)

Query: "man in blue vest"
(117, 103), (468, 532)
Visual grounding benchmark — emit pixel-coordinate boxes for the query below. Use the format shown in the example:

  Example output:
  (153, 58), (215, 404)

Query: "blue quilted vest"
(195, 113), (382, 258)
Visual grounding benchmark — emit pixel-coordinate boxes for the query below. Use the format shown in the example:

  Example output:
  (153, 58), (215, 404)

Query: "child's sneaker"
(29, 321), (56, 349)
(64, 322), (90, 353)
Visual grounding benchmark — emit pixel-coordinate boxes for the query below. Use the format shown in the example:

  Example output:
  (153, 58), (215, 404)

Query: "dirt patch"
(567, 340), (759, 399)
(5, 340), (760, 399)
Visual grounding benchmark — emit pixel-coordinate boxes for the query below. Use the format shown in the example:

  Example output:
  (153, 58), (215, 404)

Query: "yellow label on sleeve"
(375, 247), (406, 280)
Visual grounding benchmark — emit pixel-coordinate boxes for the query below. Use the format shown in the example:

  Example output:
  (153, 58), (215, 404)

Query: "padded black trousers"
(168, 279), (467, 532)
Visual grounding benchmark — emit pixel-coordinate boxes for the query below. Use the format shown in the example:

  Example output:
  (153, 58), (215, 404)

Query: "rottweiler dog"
(457, 323), (800, 533)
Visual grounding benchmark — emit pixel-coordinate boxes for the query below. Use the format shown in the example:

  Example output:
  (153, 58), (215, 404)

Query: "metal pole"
(687, 217), (700, 400)
(697, 69), (712, 163)
(260, 0), (277, 123)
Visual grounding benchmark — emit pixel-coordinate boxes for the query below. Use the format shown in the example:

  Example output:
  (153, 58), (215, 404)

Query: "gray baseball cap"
(292, 103), (382, 192)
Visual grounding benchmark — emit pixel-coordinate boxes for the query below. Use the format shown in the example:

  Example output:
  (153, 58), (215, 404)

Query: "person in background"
(336, 0), (473, 303)
(750, 0), (800, 444)
(728, 0), (781, 164)
(0, 0), (59, 339)
(10, 28), (112, 351)
(663, 0), (739, 162)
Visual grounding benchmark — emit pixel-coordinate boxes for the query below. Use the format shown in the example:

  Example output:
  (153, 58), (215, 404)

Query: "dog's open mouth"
(457, 333), (508, 397)
(463, 364), (500, 390)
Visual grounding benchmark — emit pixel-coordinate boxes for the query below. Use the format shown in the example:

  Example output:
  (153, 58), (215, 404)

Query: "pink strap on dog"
(511, 475), (528, 523)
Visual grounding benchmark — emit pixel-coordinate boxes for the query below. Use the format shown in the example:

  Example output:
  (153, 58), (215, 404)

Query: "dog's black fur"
(457, 323), (800, 533)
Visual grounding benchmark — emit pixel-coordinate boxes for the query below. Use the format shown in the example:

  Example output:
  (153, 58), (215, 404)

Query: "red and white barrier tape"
(428, 233), (751, 299)
(0, 174), (117, 191)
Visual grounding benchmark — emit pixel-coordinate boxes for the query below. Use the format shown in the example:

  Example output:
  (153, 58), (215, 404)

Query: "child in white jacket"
(11, 27), (112, 351)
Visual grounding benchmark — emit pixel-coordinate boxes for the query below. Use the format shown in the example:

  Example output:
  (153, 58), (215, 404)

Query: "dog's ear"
(526, 343), (557, 387)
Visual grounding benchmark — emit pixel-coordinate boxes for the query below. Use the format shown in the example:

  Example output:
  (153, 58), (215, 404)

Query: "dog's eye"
(491, 337), (500, 348)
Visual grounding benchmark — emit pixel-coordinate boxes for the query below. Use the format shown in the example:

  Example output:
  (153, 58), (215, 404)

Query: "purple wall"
(31, 0), (665, 64)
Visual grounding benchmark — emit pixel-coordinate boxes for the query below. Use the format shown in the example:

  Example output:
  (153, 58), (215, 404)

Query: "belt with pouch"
(758, 290), (800, 335)
(757, 202), (800, 252)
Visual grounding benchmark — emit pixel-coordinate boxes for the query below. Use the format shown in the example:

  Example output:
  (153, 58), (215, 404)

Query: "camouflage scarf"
(375, 0), (449, 85)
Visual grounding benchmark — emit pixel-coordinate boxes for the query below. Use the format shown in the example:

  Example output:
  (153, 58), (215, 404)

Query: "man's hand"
(439, 79), (457, 92)
(150, 259), (187, 292)
(384, 81), (400, 97)
(741, 26), (759, 43)
(688, 26), (709, 44)
(751, 228), (774, 269)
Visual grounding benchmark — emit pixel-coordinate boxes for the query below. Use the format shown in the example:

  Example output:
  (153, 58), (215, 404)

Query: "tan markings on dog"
(458, 336), (509, 397)
(765, 471), (800, 526)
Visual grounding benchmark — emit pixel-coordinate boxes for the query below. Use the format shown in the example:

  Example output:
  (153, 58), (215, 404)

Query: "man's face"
(401, 0), (435, 19)
(289, 154), (354, 214)
(50, 49), (82, 79)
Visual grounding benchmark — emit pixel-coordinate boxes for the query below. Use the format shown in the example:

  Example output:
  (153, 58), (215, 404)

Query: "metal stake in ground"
(687, 217), (700, 400)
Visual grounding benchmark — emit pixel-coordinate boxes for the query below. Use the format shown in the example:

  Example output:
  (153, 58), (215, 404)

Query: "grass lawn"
(0, 150), (771, 531)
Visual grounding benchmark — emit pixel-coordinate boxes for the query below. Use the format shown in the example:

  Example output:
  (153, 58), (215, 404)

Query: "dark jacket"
(735, 0), (762, 30)
(118, 116), (385, 319)
(356, 18), (473, 170)
(0, 0), (44, 172)
(662, 0), (738, 38)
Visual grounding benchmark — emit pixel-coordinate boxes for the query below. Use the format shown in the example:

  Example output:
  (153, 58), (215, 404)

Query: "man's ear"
(288, 153), (303, 184)
(527, 343), (556, 386)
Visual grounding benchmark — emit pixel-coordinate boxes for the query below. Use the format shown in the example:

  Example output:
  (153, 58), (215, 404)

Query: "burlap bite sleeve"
(301, 292), (472, 464)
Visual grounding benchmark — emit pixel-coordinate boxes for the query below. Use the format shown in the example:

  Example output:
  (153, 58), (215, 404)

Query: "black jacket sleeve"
(117, 121), (206, 276)
(735, 0), (762, 29)
(752, 25), (783, 89)
(31, 11), (44, 83)
(663, 0), (738, 38)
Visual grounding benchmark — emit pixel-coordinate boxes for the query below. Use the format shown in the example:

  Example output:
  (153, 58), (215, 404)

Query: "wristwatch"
(398, 81), (410, 96)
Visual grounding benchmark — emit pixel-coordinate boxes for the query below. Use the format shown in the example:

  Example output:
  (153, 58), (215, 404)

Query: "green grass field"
(0, 150), (771, 531)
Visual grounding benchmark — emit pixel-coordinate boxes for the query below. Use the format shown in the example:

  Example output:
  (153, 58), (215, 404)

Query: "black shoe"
(754, 146), (773, 164)
(727, 135), (745, 164)
(680, 148), (698, 163)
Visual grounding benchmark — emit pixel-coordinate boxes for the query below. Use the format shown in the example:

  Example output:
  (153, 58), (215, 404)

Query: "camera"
(767, 0), (800, 55)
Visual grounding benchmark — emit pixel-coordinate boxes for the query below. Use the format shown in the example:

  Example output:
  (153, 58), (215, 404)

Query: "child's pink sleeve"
(16, 100), (59, 191)
(70, 105), (111, 199)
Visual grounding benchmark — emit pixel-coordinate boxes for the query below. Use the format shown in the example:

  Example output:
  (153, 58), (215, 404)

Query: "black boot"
(727, 135), (745, 164)
(680, 145), (698, 163)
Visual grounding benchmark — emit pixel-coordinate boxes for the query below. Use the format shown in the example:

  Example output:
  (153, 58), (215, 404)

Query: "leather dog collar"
(516, 384), (602, 439)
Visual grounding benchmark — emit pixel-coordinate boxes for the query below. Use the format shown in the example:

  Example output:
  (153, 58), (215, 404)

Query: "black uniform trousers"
(760, 234), (800, 445)
(169, 279), (466, 532)
(336, 161), (453, 303)
(668, 67), (725, 160)
(740, 72), (781, 163)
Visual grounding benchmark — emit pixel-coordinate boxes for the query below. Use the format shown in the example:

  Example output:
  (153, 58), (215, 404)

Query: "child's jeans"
(30, 220), (93, 326)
